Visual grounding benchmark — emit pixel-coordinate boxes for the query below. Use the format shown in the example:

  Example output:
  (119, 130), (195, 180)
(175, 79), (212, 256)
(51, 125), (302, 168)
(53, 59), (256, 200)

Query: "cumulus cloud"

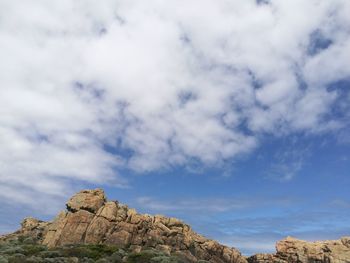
(0, 0), (350, 207)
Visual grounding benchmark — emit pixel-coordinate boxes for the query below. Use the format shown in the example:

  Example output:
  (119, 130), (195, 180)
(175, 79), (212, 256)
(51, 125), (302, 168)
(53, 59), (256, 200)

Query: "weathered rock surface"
(247, 236), (350, 263)
(0, 189), (247, 263)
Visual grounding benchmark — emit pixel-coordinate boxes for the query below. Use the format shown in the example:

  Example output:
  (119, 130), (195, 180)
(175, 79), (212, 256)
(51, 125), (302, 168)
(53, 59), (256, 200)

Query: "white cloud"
(0, 0), (349, 208)
(263, 138), (311, 181)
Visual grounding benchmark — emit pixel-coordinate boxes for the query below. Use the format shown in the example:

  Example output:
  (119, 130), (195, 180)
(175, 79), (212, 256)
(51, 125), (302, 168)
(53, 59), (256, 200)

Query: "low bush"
(127, 249), (182, 263)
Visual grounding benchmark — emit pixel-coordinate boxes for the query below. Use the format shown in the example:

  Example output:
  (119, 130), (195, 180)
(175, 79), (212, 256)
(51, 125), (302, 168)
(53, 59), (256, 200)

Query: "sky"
(0, 0), (350, 256)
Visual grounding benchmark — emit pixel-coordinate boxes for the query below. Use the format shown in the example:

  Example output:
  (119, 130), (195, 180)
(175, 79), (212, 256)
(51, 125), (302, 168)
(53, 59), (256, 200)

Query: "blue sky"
(0, 0), (350, 256)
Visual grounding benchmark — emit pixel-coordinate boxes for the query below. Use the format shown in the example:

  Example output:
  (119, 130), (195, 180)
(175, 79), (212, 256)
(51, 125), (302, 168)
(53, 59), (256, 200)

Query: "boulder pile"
(247, 236), (350, 263)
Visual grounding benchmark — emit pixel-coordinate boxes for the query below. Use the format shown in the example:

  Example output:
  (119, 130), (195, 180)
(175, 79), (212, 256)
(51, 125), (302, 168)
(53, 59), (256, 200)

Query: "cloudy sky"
(1, 0), (350, 255)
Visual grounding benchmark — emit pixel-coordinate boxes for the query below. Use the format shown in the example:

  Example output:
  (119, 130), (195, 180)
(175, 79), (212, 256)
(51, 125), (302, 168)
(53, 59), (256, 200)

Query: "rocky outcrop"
(247, 236), (350, 263)
(2, 189), (350, 263)
(1, 189), (247, 263)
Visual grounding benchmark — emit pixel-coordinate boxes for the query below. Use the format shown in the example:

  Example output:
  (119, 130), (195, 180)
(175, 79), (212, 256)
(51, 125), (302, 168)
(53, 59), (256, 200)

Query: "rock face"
(1, 189), (247, 263)
(247, 236), (350, 263)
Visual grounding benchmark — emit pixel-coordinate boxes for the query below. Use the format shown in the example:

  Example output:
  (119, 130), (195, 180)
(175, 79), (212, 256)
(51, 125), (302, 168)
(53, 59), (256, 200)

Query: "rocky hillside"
(1, 189), (349, 263)
(0, 189), (246, 263)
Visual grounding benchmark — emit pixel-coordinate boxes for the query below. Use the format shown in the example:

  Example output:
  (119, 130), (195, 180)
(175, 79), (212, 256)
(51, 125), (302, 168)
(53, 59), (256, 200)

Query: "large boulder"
(66, 189), (106, 213)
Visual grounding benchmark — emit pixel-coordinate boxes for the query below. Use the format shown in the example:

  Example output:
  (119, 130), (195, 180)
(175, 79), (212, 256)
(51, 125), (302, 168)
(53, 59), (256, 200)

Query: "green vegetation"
(127, 250), (180, 263)
(0, 237), (188, 263)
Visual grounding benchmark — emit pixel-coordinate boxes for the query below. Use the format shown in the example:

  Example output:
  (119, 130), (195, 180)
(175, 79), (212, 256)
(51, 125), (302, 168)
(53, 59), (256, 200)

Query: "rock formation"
(1, 189), (350, 263)
(247, 236), (350, 263)
(0, 189), (247, 263)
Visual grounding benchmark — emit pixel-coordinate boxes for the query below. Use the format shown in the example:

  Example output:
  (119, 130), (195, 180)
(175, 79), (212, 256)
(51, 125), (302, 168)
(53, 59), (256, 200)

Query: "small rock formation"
(247, 236), (350, 263)
(0, 189), (247, 263)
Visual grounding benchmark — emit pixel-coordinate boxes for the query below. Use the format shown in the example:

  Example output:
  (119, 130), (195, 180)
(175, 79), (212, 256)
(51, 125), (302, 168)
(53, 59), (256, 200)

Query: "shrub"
(39, 250), (63, 258)
(127, 249), (167, 263)
(107, 251), (125, 263)
(79, 258), (95, 263)
(0, 255), (8, 263)
(7, 253), (25, 263)
(22, 244), (47, 256)
(59, 244), (120, 260)
(0, 246), (25, 255)
(151, 255), (180, 263)
(24, 256), (44, 263)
